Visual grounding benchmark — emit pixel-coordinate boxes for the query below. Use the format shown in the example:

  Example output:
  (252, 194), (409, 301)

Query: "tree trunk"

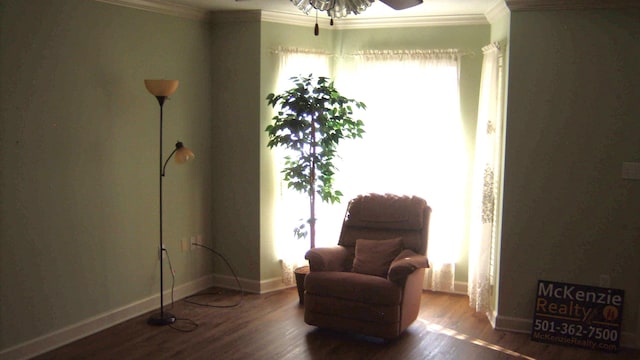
(309, 183), (315, 249)
(309, 114), (317, 249)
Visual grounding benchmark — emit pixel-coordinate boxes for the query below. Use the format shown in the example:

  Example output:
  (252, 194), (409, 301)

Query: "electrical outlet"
(190, 236), (197, 250)
(160, 245), (166, 259)
(180, 238), (189, 252)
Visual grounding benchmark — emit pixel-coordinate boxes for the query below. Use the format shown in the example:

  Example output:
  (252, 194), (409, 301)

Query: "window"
(272, 48), (470, 291)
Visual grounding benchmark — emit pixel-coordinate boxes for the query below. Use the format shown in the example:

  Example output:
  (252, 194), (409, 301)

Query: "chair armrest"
(388, 249), (429, 285)
(305, 246), (352, 272)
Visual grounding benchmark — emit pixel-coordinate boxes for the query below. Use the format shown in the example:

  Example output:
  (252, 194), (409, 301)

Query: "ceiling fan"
(236, 0), (425, 34)
(236, 0), (423, 12)
(380, 0), (423, 10)
(289, 0), (424, 35)
(289, 0), (424, 18)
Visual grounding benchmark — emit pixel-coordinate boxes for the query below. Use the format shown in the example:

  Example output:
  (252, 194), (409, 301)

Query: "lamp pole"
(148, 94), (176, 326)
(144, 79), (193, 326)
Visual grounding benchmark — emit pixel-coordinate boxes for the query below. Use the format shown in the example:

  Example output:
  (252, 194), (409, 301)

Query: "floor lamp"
(144, 79), (195, 326)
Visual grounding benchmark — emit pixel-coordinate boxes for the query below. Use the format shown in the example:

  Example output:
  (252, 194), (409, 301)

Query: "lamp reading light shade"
(174, 142), (195, 164)
(162, 141), (195, 176)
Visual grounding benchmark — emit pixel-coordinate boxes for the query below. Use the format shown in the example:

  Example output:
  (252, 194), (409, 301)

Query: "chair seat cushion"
(305, 271), (402, 306)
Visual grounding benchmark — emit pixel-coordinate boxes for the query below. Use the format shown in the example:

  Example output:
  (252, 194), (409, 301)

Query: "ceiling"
(165, 0), (500, 19)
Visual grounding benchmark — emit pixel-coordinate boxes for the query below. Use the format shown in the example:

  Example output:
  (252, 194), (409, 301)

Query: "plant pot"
(294, 266), (310, 305)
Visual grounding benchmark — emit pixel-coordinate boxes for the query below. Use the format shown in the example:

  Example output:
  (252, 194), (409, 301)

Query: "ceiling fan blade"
(379, 0), (423, 10)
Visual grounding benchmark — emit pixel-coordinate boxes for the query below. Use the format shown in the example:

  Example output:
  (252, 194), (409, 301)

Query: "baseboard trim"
(487, 308), (498, 329)
(453, 281), (468, 295)
(209, 273), (291, 294)
(494, 314), (532, 333)
(0, 275), (215, 360)
(422, 281), (468, 295)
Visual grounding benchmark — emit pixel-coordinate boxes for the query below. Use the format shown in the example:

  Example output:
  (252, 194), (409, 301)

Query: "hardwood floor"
(34, 288), (639, 360)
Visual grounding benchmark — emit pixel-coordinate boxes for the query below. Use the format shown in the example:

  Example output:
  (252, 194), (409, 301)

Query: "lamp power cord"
(160, 244), (244, 332)
(184, 243), (245, 308)
(163, 248), (198, 332)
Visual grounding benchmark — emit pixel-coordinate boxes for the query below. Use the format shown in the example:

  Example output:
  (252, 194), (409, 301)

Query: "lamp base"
(147, 312), (176, 326)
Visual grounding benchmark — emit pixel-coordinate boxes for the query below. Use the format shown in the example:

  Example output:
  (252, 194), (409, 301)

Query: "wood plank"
(33, 288), (640, 360)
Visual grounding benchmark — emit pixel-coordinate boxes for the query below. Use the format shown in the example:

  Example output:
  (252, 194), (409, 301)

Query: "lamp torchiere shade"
(144, 79), (179, 97)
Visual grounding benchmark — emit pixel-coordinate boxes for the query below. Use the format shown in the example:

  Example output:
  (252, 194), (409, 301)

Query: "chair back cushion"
(338, 193), (431, 255)
(352, 237), (403, 277)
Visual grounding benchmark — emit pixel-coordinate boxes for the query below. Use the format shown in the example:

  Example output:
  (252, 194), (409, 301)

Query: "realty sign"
(531, 280), (624, 353)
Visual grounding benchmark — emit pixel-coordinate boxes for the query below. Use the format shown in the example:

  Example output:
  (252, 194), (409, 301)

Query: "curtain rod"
(349, 48), (475, 58)
(270, 46), (333, 56)
(270, 47), (477, 58)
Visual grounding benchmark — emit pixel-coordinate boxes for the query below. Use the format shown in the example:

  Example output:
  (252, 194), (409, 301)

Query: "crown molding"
(260, 11), (488, 29)
(97, 0), (488, 28)
(334, 14), (488, 29)
(95, 0), (208, 20)
(97, 0), (639, 26)
(506, 0), (640, 11)
(210, 10), (263, 24)
(258, 10), (322, 28)
(485, 0), (510, 24)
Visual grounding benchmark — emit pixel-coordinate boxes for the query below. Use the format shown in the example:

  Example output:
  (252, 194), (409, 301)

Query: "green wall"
(0, 0), (213, 351)
(209, 12), (262, 283)
(499, 8), (640, 338)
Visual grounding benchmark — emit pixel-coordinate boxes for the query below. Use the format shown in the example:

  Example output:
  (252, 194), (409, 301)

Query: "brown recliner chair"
(303, 193), (431, 339)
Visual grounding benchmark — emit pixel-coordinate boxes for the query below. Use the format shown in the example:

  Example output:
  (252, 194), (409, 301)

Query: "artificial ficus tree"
(266, 74), (366, 249)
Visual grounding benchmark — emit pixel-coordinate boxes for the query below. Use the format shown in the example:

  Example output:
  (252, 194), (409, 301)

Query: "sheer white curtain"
(468, 43), (504, 313)
(272, 47), (330, 285)
(333, 50), (469, 292)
